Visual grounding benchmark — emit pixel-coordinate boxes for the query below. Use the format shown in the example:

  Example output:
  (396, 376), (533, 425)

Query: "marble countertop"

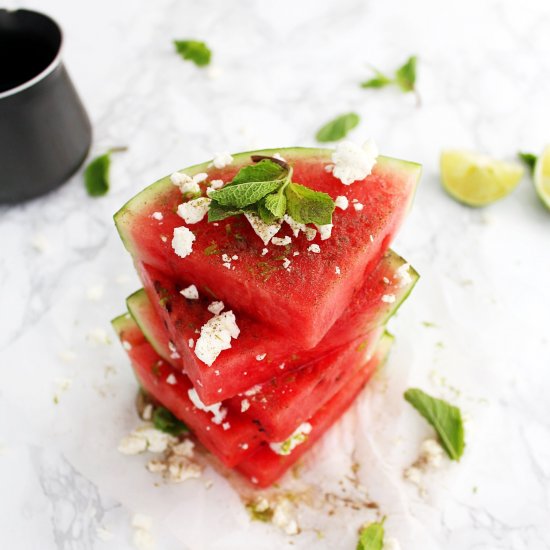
(1, 0), (550, 548)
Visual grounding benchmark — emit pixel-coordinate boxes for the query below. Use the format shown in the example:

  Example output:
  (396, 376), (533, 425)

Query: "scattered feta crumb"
(271, 235), (292, 246)
(293, 251), (300, 257)
(240, 443), (249, 450)
(331, 139), (378, 185)
(194, 311), (240, 366)
(170, 172), (201, 195)
(188, 338), (194, 349)
(166, 374), (177, 385)
(132, 513), (152, 531)
(385, 538), (402, 550)
(244, 212), (282, 245)
(334, 195), (349, 210)
(325, 164), (334, 173)
(188, 388), (227, 424)
(232, 255), (239, 260)
(272, 498), (299, 535)
(419, 438), (445, 468)
(279, 363), (285, 370)
(160, 235), (167, 243)
(172, 226), (196, 258)
(395, 262), (413, 287)
(403, 465), (423, 486)
(207, 301), (225, 315)
(244, 384), (262, 397)
(180, 284), (199, 300)
(87, 328), (111, 345)
(222, 262), (231, 269)
(132, 514), (154, 550)
(383, 276), (390, 284)
(251, 477), (259, 484)
(307, 244), (321, 254)
(222, 253), (232, 263)
(222, 422), (231, 431)
(86, 284), (104, 302)
(335, 266), (341, 275)
(118, 424), (177, 455)
(210, 179), (224, 189)
(316, 224), (333, 240)
(151, 211), (163, 221)
(269, 422), (312, 456)
(177, 197), (211, 224)
(261, 248), (269, 256)
(241, 399), (250, 412)
(256, 353), (267, 361)
(353, 202), (364, 211)
(193, 172), (208, 184)
(122, 340), (132, 351)
(382, 294), (396, 304)
(142, 404), (153, 421)
(211, 152), (233, 169)
(283, 214), (316, 241)
(282, 258), (291, 269)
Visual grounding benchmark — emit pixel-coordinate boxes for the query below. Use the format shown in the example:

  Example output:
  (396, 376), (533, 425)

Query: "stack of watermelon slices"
(112, 147), (421, 488)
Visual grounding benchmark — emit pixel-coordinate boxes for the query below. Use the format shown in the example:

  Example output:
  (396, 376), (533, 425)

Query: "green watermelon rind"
(114, 147), (422, 254)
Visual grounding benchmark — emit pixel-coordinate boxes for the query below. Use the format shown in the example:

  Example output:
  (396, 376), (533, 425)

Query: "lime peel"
(533, 145), (550, 211)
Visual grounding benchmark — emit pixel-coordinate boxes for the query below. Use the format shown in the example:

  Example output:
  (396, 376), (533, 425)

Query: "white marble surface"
(1, 0), (550, 548)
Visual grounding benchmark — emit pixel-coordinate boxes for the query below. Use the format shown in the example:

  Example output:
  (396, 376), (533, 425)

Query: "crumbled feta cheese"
(316, 224), (333, 240)
(232, 255), (239, 260)
(222, 262), (231, 269)
(382, 294), (396, 304)
(369, 234), (374, 242)
(384, 538), (402, 550)
(207, 301), (225, 315)
(211, 152), (233, 169)
(180, 284), (199, 300)
(419, 438), (445, 468)
(188, 388), (227, 424)
(251, 477), (259, 484)
(331, 138), (378, 185)
(269, 422), (312, 455)
(403, 465), (423, 486)
(293, 251), (300, 256)
(282, 258), (291, 269)
(118, 434), (148, 455)
(177, 197), (211, 224)
(118, 425), (177, 455)
(244, 384), (262, 397)
(334, 195), (349, 210)
(222, 253), (232, 263)
(240, 443), (249, 450)
(353, 202), (364, 211)
(166, 455), (202, 483)
(210, 179), (224, 189)
(335, 266), (341, 275)
(132, 513), (152, 531)
(160, 235), (168, 243)
(188, 338), (194, 349)
(170, 172), (202, 195)
(172, 227), (196, 258)
(241, 399), (250, 412)
(132, 514), (154, 550)
(244, 212), (282, 245)
(279, 363), (285, 370)
(261, 248), (269, 256)
(86, 284), (104, 302)
(271, 235), (292, 246)
(194, 311), (240, 366)
(151, 211), (163, 221)
(87, 328), (111, 345)
(173, 439), (195, 457)
(193, 172), (208, 184)
(166, 374), (177, 385)
(395, 262), (413, 287)
(283, 214), (316, 241)
(122, 340), (132, 351)
(325, 164), (334, 173)
(272, 499), (299, 535)
(256, 353), (266, 361)
(206, 187), (215, 197)
(142, 404), (153, 421)
(307, 244), (321, 254)
(222, 422), (231, 431)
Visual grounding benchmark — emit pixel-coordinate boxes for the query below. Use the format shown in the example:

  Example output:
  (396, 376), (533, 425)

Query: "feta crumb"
(151, 211), (163, 221)
(118, 434), (148, 455)
(271, 235), (292, 246)
(382, 294), (396, 304)
(188, 338), (194, 349)
(403, 465), (423, 486)
(261, 248), (269, 256)
(419, 438), (445, 468)
(282, 258), (291, 269)
(325, 164), (334, 173)
(353, 202), (364, 211)
(180, 284), (199, 300)
(87, 328), (111, 345)
(188, 388), (227, 424)
(272, 499), (299, 535)
(166, 374), (177, 385)
(86, 284), (104, 302)
(222, 262), (231, 269)
(142, 404), (153, 421)
(384, 538), (402, 550)
(251, 477), (259, 484)
(369, 234), (374, 242)
(269, 422), (312, 456)
(395, 262), (413, 287)
(172, 439), (195, 457)
(194, 311), (240, 366)
(206, 187), (215, 197)
(210, 179), (224, 189)
(172, 227), (196, 258)
(256, 353), (266, 361)
(316, 224), (333, 240)
(240, 443), (249, 450)
(160, 235), (168, 243)
(244, 384), (262, 397)
(244, 212), (282, 245)
(241, 399), (250, 412)
(207, 301), (225, 315)
(170, 172), (201, 195)
(222, 422), (231, 431)
(283, 214), (316, 241)
(383, 276), (390, 284)
(177, 197), (211, 224)
(307, 244), (321, 254)
(132, 513), (152, 531)
(193, 172), (208, 184)
(279, 363), (285, 370)
(118, 425), (177, 455)
(331, 139), (378, 185)
(334, 195), (349, 210)
(293, 251), (300, 257)
(211, 152), (233, 169)
(122, 340), (132, 351)
(335, 266), (341, 275)
(132, 514), (154, 550)
(222, 253), (232, 262)
(232, 255), (239, 260)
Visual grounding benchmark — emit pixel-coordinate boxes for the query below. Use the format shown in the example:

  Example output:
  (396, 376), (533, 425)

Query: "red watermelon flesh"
(115, 148), (420, 349)
(134, 248), (416, 404)
(236, 333), (393, 488)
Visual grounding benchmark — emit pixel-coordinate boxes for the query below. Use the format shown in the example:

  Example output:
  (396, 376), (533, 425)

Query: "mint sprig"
(518, 151), (537, 175)
(153, 406), (189, 436)
(208, 157), (335, 226)
(357, 518), (385, 550)
(173, 40), (212, 67)
(316, 112), (360, 143)
(84, 147), (127, 197)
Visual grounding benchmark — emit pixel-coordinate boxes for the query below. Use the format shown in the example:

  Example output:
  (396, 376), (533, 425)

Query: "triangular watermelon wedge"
(115, 148), (420, 349)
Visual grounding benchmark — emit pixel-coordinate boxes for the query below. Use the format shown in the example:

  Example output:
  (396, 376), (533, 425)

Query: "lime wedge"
(440, 150), (524, 207)
(534, 145), (550, 210)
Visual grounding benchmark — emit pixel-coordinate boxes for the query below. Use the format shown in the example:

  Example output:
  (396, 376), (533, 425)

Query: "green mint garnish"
(316, 112), (360, 143)
(518, 151), (537, 175)
(361, 55), (420, 105)
(152, 406), (189, 436)
(173, 40), (211, 67)
(357, 518), (385, 550)
(84, 147), (127, 197)
(208, 157), (334, 226)
(404, 388), (465, 460)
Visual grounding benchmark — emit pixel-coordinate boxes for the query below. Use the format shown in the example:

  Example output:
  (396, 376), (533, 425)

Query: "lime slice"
(440, 150), (524, 207)
(534, 145), (550, 210)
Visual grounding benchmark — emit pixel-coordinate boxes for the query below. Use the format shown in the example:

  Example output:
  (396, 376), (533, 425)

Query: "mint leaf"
(316, 112), (360, 143)
(264, 186), (288, 218)
(394, 55), (417, 92)
(84, 147), (127, 197)
(357, 519), (385, 550)
(207, 200), (243, 222)
(518, 151), (537, 175)
(211, 160), (288, 208)
(257, 199), (277, 224)
(361, 71), (393, 89)
(404, 388), (464, 460)
(285, 182), (334, 225)
(173, 40), (211, 67)
(153, 406), (188, 436)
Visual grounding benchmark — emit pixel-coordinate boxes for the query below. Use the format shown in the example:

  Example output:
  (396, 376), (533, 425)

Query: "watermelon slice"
(129, 249), (417, 404)
(115, 148), (420, 349)
(236, 333), (393, 488)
